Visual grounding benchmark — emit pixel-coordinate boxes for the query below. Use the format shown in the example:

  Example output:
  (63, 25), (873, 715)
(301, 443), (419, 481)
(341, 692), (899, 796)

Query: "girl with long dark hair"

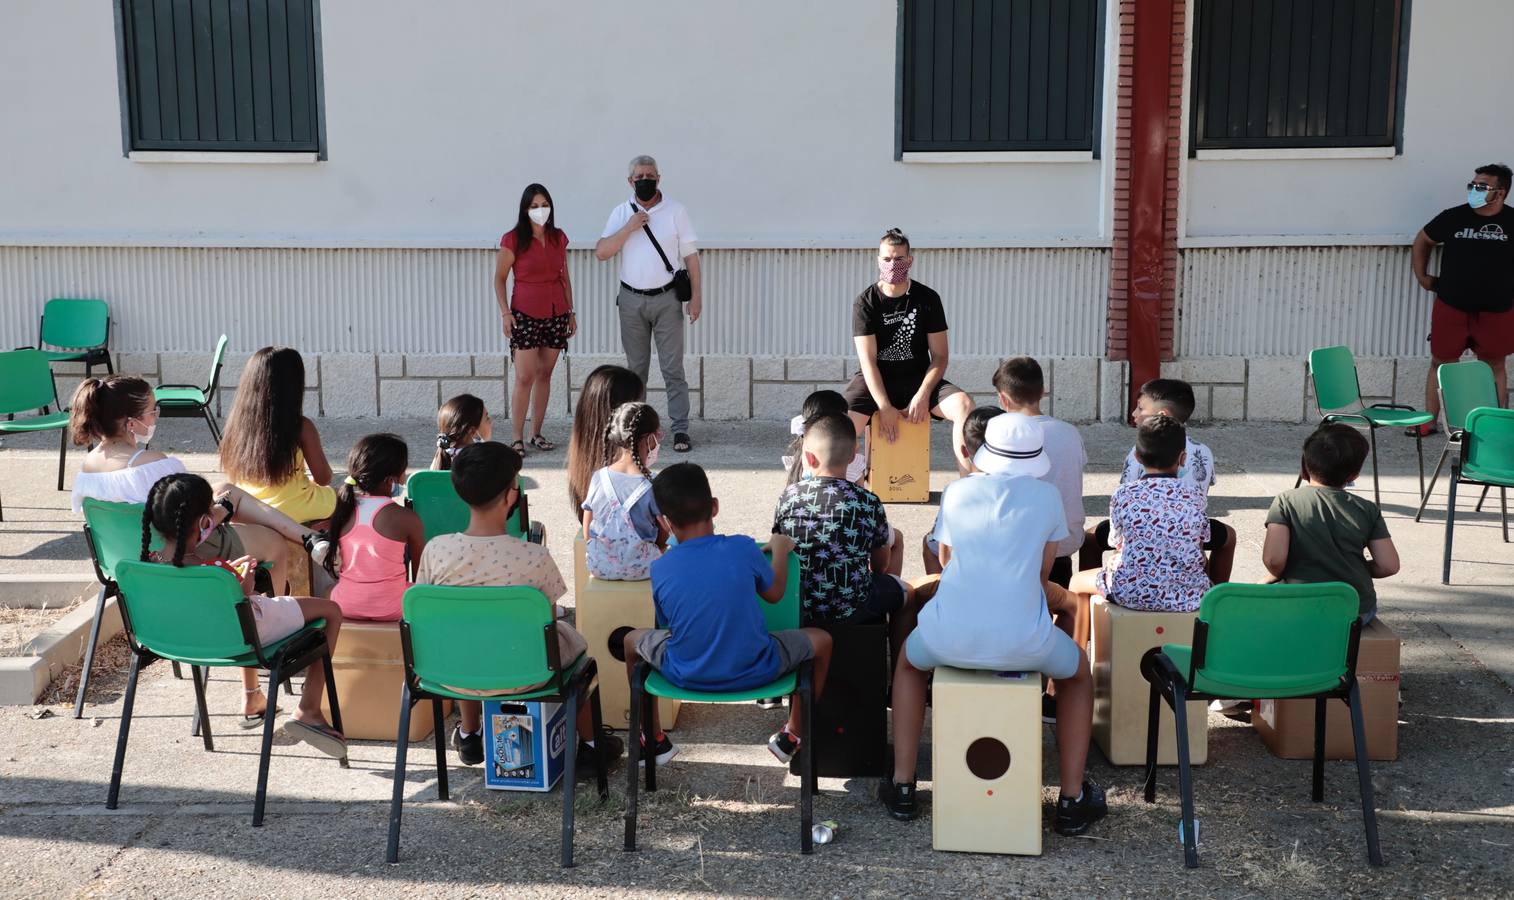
(220, 347), (337, 523)
(566, 365), (644, 518)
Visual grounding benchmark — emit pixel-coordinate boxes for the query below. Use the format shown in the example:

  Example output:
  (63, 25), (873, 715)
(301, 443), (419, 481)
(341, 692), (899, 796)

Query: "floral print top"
(772, 476), (892, 622)
(1096, 474), (1211, 612)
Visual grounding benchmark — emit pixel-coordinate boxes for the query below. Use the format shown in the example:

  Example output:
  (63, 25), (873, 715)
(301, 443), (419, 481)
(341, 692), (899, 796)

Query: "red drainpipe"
(1125, 0), (1178, 410)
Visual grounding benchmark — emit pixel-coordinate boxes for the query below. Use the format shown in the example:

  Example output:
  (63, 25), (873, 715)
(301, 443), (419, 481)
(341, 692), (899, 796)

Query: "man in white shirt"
(595, 155), (702, 452)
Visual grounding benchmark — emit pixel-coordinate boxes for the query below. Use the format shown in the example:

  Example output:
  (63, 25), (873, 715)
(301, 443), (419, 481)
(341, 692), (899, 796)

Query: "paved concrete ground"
(1, 417), (1511, 898)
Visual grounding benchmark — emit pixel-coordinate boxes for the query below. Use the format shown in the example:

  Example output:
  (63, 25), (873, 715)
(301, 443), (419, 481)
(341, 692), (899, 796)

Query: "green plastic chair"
(624, 550), (816, 854)
(1415, 361), (1498, 522)
(155, 334), (229, 445)
(33, 298), (112, 375)
(78, 500), (168, 719)
(1441, 406), (1514, 584)
(403, 470), (541, 544)
(387, 584), (607, 867)
(1304, 345), (1433, 506)
(106, 560), (343, 827)
(0, 348), (72, 519)
(1140, 582), (1381, 869)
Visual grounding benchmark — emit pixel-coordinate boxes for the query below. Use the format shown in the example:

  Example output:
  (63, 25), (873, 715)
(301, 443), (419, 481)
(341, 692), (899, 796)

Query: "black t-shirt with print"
(1424, 204), (1514, 313)
(852, 282), (948, 384)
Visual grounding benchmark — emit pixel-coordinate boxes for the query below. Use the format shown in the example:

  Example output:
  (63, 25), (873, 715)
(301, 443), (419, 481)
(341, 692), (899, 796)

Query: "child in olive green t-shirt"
(1262, 424), (1400, 620)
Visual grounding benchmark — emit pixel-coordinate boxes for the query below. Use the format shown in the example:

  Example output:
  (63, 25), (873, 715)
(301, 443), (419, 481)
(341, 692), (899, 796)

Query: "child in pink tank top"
(327, 434), (425, 621)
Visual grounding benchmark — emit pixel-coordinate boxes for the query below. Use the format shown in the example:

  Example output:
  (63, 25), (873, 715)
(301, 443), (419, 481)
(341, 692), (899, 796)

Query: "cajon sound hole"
(965, 737), (1011, 780)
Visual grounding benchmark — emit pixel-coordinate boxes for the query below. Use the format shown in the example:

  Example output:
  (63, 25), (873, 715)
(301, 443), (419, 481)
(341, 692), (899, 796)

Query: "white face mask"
(131, 418), (156, 447)
(197, 515), (215, 543)
(528, 207), (551, 226)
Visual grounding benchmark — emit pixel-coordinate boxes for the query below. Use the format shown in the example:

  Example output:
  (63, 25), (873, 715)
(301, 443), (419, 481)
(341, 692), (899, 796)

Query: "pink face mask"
(878, 257), (912, 285)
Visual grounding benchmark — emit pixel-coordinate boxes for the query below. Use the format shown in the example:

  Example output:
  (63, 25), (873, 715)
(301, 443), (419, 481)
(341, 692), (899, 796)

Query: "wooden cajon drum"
(574, 575), (681, 732)
(1254, 617), (1401, 761)
(931, 667), (1042, 856)
(867, 415), (930, 503)
(573, 532), (589, 602)
(320, 621), (449, 741)
(1091, 598), (1208, 766)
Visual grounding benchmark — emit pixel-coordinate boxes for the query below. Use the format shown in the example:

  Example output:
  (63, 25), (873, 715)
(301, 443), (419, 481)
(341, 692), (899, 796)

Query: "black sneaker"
(451, 726), (484, 766)
(1042, 693), (1057, 725)
(638, 732), (680, 767)
(755, 696), (784, 710)
(576, 729), (625, 773)
(767, 728), (800, 763)
(1054, 780), (1108, 836)
(880, 778), (919, 821)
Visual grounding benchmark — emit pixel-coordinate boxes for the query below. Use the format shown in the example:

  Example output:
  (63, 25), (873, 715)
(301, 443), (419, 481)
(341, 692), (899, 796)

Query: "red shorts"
(1430, 298), (1514, 360)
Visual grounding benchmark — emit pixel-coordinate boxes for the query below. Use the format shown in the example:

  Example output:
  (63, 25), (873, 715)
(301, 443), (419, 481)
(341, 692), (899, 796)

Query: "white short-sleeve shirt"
(601, 195), (699, 291)
(1031, 414), (1087, 557)
(1121, 436), (1216, 506)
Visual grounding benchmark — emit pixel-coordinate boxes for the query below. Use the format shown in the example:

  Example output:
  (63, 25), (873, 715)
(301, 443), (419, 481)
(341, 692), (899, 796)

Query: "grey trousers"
(617, 284), (690, 433)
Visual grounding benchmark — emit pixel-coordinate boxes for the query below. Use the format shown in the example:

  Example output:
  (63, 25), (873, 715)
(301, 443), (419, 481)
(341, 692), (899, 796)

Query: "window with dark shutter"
(1191, 0), (1406, 152)
(899, 0), (1104, 154)
(115, 0), (324, 154)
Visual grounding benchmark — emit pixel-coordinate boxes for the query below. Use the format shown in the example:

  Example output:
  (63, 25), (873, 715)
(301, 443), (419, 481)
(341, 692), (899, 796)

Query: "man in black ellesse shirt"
(1411, 163), (1514, 433)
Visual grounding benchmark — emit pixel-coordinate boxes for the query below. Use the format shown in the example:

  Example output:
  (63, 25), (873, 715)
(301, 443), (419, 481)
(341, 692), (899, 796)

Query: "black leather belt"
(620, 280), (675, 297)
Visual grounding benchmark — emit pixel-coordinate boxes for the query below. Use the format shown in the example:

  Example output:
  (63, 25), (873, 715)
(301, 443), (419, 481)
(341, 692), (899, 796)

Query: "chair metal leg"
(251, 662), (283, 827)
(172, 661), (184, 679)
(386, 684), (413, 863)
(560, 686), (580, 868)
(1443, 469), (1460, 584)
(1415, 445), (1451, 522)
(73, 587), (108, 718)
(1367, 425), (1381, 506)
(1172, 683), (1198, 869)
(432, 699), (448, 802)
(1142, 679), (1162, 803)
(624, 669), (642, 852)
(321, 651), (347, 768)
(589, 684), (609, 800)
(57, 425), (67, 491)
(799, 663), (814, 855)
(1476, 485), (1490, 512)
(1346, 682), (1384, 866)
(105, 650), (145, 809)
(191, 665), (214, 752)
(642, 679), (657, 793)
(1311, 697), (1327, 802)
(1502, 488), (1509, 543)
(1414, 429), (1425, 500)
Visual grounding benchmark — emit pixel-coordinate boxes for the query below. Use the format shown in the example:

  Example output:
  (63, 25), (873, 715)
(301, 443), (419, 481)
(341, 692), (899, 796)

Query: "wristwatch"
(216, 496), (236, 520)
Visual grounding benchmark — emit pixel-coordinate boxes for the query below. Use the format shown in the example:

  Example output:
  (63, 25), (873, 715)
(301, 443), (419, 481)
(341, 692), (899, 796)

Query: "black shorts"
(1091, 518), (1231, 553)
(842, 371), (963, 418)
(808, 572), (908, 626)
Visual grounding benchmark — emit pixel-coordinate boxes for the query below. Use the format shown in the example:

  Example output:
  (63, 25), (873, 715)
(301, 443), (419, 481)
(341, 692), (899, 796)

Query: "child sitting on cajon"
(1263, 424), (1399, 622)
(883, 414), (1106, 836)
(622, 463), (833, 766)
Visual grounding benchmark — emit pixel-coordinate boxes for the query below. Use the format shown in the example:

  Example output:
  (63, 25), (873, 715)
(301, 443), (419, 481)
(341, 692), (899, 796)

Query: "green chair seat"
(1159, 645), (1343, 699)
(645, 670), (798, 703)
(1352, 407), (1434, 427)
(154, 386), (208, 406)
(37, 348), (96, 363)
(0, 410), (70, 434)
(412, 651), (589, 702)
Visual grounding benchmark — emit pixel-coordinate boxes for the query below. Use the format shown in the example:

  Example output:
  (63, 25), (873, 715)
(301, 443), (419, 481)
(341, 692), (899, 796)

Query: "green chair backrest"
(402, 584), (557, 692)
(1462, 407), (1514, 485)
(1308, 345), (1363, 413)
(758, 547), (800, 634)
(1193, 582), (1359, 696)
(0, 349), (60, 415)
(40, 298), (109, 350)
(81, 499), (157, 583)
(405, 470), (526, 541)
(1438, 361), (1497, 434)
(113, 560), (256, 664)
(205, 334), (229, 395)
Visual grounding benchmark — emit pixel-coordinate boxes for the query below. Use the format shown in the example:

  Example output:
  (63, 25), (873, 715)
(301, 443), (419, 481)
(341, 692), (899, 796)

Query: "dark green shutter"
(119, 0), (321, 152)
(1192, 0), (1403, 151)
(902, 0), (1101, 152)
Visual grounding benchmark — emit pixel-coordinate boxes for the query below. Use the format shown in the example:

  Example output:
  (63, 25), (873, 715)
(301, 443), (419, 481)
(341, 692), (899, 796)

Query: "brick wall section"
(1107, 0), (1183, 362)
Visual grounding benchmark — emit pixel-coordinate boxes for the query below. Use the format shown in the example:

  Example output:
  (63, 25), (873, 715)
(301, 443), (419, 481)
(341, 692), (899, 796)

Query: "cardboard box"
(1253, 617), (1400, 761)
(320, 621), (449, 741)
(573, 572), (681, 732)
(932, 667), (1042, 856)
(483, 699), (568, 791)
(867, 415), (930, 503)
(1091, 599), (1208, 766)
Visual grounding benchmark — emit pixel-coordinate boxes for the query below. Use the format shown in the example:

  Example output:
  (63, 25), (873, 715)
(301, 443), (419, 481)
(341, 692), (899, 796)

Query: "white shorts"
(250, 595), (306, 646)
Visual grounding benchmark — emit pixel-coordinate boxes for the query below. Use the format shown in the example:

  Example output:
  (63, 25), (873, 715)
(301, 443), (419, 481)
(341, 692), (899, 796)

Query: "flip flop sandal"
(509, 439), (527, 454)
(673, 432), (692, 453)
(283, 719), (348, 759)
(238, 704), (283, 730)
(529, 434), (555, 451)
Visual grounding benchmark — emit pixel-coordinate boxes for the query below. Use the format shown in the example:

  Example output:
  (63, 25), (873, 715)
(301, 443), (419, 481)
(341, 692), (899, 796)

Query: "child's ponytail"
(432, 394), (487, 471)
(604, 402), (661, 479)
(326, 433), (410, 576)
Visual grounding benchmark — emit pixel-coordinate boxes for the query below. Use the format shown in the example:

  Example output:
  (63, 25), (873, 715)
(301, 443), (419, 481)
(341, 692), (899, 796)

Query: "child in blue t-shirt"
(622, 462), (833, 767)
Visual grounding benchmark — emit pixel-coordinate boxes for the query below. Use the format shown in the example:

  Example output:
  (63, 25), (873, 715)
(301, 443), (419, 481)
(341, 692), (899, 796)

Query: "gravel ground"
(1, 417), (1511, 898)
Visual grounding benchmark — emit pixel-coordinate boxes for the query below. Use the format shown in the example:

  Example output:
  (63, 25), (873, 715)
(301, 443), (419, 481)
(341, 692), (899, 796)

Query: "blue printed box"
(482, 700), (567, 792)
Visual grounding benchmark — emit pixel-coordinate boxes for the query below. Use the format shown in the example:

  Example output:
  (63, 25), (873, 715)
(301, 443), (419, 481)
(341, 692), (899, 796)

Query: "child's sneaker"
(755, 696), (784, 710)
(638, 732), (679, 767)
(451, 725), (483, 766)
(1054, 780), (1108, 836)
(575, 729), (625, 773)
(767, 727), (800, 763)
(879, 778), (919, 821)
(302, 531), (335, 567)
(1041, 693), (1057, 724)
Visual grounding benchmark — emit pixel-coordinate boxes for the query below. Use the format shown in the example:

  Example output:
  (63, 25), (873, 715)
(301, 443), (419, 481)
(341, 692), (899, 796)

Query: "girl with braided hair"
(141, 472), (347, 757)
(581, 402), (666, 580)
(327, 434), (424, 622)
(430, 394), (493, 471)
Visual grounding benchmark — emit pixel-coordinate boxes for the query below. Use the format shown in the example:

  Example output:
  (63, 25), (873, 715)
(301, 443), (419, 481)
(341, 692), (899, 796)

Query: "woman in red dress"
(493, 183), (576, 453)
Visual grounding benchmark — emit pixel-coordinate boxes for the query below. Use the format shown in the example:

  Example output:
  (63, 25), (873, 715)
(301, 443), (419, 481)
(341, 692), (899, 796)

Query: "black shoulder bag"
(633, 202), (693, 302)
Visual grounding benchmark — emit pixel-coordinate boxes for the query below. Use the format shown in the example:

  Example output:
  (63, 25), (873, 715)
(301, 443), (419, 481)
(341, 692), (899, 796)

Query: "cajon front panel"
(868, 415), (930, 503)
(1090, 599), (1208, 766)
(320, 621), (450, 741)
(931, 666), (1042, 856)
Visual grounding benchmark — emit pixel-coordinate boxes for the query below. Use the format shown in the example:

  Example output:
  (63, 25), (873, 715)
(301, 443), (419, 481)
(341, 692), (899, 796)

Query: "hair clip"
(343, 475), (359, 486)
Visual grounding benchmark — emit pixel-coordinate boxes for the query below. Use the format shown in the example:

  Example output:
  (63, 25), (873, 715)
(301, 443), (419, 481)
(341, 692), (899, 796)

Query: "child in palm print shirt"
(772, 414), (913, 629)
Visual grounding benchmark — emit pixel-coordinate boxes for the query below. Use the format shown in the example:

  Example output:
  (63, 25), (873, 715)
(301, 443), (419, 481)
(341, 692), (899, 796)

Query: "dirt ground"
(0, 417), (1511, 899)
